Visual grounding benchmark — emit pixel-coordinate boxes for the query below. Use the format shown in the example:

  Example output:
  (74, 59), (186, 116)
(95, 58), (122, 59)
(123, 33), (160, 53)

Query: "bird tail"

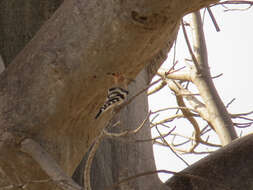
(95, 109), (102, 119)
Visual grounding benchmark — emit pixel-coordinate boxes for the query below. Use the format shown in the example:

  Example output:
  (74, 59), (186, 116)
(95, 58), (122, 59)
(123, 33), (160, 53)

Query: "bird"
(94, 72), (131, 119)
(95, 87), (129, 119)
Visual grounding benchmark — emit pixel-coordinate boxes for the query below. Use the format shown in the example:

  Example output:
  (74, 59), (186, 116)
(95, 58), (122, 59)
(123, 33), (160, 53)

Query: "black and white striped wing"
(95, 87), (128, 119)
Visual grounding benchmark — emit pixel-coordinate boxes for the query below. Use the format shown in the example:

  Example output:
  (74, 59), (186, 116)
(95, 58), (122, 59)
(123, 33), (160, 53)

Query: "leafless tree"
(147, 3), (253, 189)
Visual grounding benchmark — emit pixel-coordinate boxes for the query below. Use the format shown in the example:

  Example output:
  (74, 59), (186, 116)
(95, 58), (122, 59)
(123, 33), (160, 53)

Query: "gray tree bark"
(0, 0), (63, 66)
(167, 134), (253, 190)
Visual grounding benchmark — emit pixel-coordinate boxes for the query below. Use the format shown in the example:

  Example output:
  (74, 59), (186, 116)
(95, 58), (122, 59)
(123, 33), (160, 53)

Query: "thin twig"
(223, 5), (252, 11)
(136, 130), (173, 143)
(181, 19), (200, 71)
(154, 141), (214, 155)
(213, 1), (253, 6)
(171, 137), (191, 147)
(118, 77), (162, 109)
(103, 111), (151, 137)
(151, 106), (198, 114)
(230, 110), (253, 117)
(200, 124), (211, 135)
(212, 73), (223, 79)
(170, 133), (221, 148)
(84, 131), (105, 190)
(233, 116), (253, 122)
(234, 122), (253, 128)
(207, 7), (220, 32)
(104, 169), (231, 190)
(150, 115), (183, 128)
(226, 98), (236, 108)
(155, 126), (190, 166)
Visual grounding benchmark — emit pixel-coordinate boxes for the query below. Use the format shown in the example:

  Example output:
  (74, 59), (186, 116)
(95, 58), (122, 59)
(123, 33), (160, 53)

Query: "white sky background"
(148, 4), (253, 182)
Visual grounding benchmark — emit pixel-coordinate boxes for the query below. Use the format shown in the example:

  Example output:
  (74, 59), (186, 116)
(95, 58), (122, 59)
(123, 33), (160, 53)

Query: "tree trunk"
(0, 0), (63, 66)
(166, 134), (253, 190)
(0, 0), (218, 189)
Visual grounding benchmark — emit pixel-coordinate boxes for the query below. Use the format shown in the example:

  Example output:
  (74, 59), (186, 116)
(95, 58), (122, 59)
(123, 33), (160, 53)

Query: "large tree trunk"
(0, 0), (218, 189)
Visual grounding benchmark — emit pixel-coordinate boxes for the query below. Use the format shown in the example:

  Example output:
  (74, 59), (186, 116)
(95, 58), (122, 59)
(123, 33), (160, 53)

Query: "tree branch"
(20, 138), (83, 190)
(189, 11), (237, 145)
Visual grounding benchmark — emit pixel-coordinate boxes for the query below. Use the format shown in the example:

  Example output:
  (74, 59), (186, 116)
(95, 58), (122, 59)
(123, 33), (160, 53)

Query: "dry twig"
(155, 126), (190, 166)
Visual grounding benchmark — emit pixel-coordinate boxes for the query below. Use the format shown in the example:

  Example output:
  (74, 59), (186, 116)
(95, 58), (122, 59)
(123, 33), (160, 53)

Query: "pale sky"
(148, 4), (253, 181)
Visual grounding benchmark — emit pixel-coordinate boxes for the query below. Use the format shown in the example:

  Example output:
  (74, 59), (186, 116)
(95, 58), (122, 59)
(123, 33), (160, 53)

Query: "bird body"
(107, 87), (129, 98)
(95, 87), (128, 119)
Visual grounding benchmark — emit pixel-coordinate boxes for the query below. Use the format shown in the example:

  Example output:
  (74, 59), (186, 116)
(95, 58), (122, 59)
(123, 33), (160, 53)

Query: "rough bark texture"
(166, 134), (253, 190)
(0, 0), (218, 189)
(0, 0), (63, 66)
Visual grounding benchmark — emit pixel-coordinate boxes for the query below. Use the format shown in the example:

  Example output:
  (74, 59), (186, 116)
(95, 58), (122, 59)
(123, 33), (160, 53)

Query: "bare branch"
(181, 19), (201, 71)
(171, 136), (191, 147)
(212, 73), (223, 79)
(207, 7), (220, 32)
(103, 111), (151, 137)
(117, 78), (162, 111)
(136, 130), (173, 143)
(213, 0), (253, 6)
(190, 11), (237, 145)
(147, 81), (167, 96)
(226, 98), (236, 108)
(155, 126), (190, 167)
(84, 131), (105, 190)
(156, 138), (216, 154)
(167, 80), (202, 151)
(151, 106), (198, 115)
(170, 132), (221, 148)
(200, 124), (212, 135)
(20, 139), (83, 190)
(157, 70), (191, 81)
(234, 122), (253, 128)
(150, 114), (185, 128)
(231, 110), (253, 117)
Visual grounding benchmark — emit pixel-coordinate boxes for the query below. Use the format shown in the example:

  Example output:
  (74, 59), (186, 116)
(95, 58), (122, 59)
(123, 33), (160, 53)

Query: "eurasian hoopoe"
(95, 73), (129, 119)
